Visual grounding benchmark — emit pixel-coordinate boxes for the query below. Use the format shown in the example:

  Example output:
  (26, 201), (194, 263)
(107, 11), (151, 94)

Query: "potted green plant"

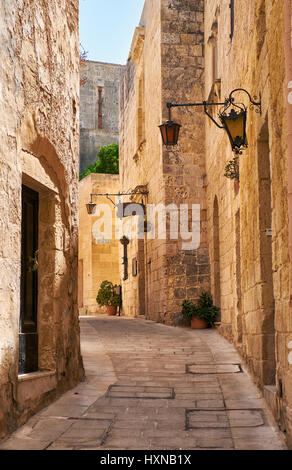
(182, 292), (220, 329)
(96, 280), (120, 316)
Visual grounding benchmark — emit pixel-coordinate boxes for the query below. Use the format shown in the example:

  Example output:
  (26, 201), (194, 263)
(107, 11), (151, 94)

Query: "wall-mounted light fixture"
(86, 188), (148, 217)
(159, 88), (261, 154)
(86, 196), (96, 215)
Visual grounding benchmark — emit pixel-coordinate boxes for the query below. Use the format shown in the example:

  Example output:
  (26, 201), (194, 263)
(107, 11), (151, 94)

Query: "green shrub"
(182, 292), (220, 327)
(96, 280), (120, 307)
(80, 143), (119, 180)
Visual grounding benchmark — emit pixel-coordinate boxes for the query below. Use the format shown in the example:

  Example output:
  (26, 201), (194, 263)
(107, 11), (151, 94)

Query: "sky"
(79, 0), (146, 65)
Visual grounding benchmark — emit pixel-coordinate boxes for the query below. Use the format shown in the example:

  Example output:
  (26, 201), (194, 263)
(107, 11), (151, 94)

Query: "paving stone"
(2, 316), (286, 451)
(187, 364), (241, 374)
(147, 420), (186, 431)
(219, 375), (262, 400)
(227, 410), (265, 428)
(51, 419), (111, 448)
(225, 398), (266, 410)
(148, 437), (198, 449)
(231, 426), (286, 450)
(0, 438), (51, 450)
(46, 443), (75, 450)
(82, 412), (116, 420)
(53, 394), (98, 407)
(187, 410), (229, 428)
(39, 403), (89, 418)
(187, 427), (232, 440)
(103, 437), (151, 449)
(195, 399), (225, 409)
(24, 417), (74, 441)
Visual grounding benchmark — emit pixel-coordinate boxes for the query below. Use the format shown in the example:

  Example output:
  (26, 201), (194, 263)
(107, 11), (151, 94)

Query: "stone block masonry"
(0, 0), (83, 439)
(204, 0), (292, 448)
(78, 173), (120, 314)
(80, 61), (125, 173)
(119, 0), (210, 325)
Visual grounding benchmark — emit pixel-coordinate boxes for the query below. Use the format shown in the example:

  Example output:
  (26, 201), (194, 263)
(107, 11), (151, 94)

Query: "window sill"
(18, 370), (56, 382)
(17, 370), (57, 405)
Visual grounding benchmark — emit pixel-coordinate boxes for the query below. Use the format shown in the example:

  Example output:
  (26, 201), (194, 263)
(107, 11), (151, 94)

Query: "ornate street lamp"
(159, 88), (261, 154)
(219, 103), (248, 154)
(86, 201), (96, 215)
(159, 103), (181, 145)
(85, 188), (148, 216)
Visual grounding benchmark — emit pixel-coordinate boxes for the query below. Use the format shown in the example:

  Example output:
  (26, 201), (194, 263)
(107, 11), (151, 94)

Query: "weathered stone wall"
(0, 0), (83, 439)
(78, 173), (120, 314)
(205, 0), (292, 446)
(80, 61), (125, 172)
(161, 0), (209, 324)
(119, 0), (209, 324)
(119, 0), (166, 321)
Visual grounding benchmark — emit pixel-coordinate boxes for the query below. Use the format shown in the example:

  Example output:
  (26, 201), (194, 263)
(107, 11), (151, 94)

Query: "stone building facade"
(119, 0), (209, 324)
(0, 0), (83, 439)
(80, 61), (125, 173)
(204, 0), (292, 447)
(120, 0), (292, 447)
(78, 174), (120, 314)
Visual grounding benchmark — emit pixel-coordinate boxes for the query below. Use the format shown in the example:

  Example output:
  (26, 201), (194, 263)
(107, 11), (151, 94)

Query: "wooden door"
(19, 185), (39, 374)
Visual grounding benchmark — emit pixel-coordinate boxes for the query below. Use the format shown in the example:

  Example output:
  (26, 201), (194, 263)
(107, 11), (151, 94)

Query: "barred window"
(98, 86), (103, 129)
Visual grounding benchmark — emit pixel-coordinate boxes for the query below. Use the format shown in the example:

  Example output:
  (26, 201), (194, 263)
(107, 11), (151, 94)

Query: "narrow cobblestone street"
(0, 316), (287, 451)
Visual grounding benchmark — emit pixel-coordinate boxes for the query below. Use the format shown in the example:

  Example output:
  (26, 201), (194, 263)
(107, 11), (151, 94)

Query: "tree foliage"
(79, 143), (119, 180)
(96, 280), (120, 307)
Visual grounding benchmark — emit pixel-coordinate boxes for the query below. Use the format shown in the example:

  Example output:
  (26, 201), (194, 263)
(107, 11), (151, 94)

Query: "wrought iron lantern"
(86, 188), (149, 216)
(159, 88), (261, 154)
(219, 103), (248, 154)
(159, 120), (181, 146)
(86, 201), (96, 215)
(159, 102), (181, 146)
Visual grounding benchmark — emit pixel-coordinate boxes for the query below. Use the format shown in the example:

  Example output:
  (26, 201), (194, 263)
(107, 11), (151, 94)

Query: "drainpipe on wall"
(284, 0), (292, 305)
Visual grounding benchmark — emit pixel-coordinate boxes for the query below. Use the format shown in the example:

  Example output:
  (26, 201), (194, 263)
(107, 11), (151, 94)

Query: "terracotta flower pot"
(191, 316), (208, 329)
(106, 305), (117, 316)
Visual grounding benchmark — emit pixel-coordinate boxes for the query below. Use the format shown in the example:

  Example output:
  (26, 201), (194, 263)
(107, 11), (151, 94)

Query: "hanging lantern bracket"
(203, 101), (225, 129)
(86, 189), (149, 215)
(228, 88), (261, 115)
(166, 88), (261, 125)
(162, 89), (261, 149)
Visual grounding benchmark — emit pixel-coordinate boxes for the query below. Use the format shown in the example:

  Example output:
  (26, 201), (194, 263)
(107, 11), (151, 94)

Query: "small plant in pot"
(182, 292), (220, 329)
(96, 280), (120, 316)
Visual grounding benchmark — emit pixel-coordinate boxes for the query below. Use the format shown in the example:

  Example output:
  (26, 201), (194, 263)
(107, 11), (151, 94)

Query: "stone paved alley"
(0, 316), (287, 450)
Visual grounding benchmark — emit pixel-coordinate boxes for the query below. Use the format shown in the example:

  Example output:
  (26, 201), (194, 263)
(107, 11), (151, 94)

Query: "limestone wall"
(78, 173), (120, 314)
(80, 61), (125, 172)
(119, 0), (166, 321)
(120, 0), (292, 446)
(204, 0), (292, 445)
(119, 0), (209, 324)
(160, 0), (209, 323)
(0, 0), (83, 439)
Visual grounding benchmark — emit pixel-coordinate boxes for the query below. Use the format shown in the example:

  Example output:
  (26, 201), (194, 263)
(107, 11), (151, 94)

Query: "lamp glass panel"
(86, 203), (96, 215)
(222, 110), (246, 149)
(167, 124), (176, 144)
(160, 124), (168, 145)
(159, 121), (181, 145)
